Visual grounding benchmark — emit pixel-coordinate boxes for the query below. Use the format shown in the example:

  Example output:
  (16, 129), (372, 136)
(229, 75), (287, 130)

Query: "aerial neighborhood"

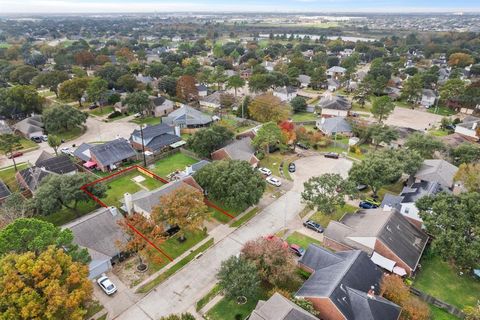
(0, 9), (479, 320)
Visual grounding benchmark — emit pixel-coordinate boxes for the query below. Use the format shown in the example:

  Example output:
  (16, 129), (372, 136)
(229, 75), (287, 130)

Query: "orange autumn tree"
(151, 185), (209, 241)
(176, 75), (199, 102)
(0, 246), (92, 320)
(279, 120), (297, 146)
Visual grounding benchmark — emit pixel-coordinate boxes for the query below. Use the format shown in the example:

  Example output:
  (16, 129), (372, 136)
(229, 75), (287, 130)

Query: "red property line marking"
(205, 199), (234, 219)
(126, 222), (173, 262)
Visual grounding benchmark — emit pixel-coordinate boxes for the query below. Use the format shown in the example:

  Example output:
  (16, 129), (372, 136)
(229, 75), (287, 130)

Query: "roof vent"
(386, 225), (392, 233)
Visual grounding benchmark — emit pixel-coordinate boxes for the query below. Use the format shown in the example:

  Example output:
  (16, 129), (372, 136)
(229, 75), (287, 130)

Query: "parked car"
(97, 275), (117, 295)
(296, 142), (309, 150)
(31, 136), (43, 143)
(289, 244), (305, 257)
(266, 176), (282, 187)
(88, 104), (99, 110)
(164, 225), (180, 236)
(364, 198), (380, 206)
(60, 147), (74, 156)
(303, 220), (324, 233)
(356, 184), (368, 191)
(7, 151), (23, 159)
(133, 113), (141, 118)
(359, 201), (379, 209)
(42, 135), (48, 142)
(258, 167), (272, 176)
(324, 152), (339, 159)
(288, 163), (296, 173)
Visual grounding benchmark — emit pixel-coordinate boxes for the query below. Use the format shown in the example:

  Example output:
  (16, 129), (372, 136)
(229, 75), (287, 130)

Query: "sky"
(0, 0), (479, 14)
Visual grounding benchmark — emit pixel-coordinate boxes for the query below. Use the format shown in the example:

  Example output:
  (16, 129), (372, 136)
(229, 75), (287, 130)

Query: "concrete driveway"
(115, 155), (352, 319)
(385, 107), (443, 131)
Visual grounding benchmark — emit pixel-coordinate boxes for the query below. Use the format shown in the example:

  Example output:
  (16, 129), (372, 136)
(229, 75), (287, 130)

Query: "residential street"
(114, 155), (352, 319)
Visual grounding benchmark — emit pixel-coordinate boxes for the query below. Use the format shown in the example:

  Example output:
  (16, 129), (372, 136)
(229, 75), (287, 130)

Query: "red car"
(289, 244), (305, 257)
(7, 151), (23, 159)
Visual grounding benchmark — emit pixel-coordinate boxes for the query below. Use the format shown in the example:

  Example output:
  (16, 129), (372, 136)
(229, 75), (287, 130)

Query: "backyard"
(40, 200), (99, 226)
(150, 152), (198, 178)
(291, 112), (318, 122)
(0, 162), (28, 192)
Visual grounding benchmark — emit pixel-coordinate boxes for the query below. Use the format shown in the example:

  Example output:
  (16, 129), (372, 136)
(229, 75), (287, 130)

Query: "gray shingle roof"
(415, 159), (458, 189)
(18, 167), (51, 191)
(317, 117), (352, 135)
(162, 105), (213, 127)
(131, 123), (175, 140)
(74, 143), (93, 162)
(35, 155), (77, 175)
(0, 180), (11, 199)
(318, 95), (351, 111)
(222, 137), (256, 162)
(249, 293), (317, 320)
(90, 138), (137, 167)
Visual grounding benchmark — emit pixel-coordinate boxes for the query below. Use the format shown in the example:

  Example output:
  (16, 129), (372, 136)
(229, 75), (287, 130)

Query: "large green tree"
(416, 192), (480, 270)
(0, 85), (44, 117)
(369, 124), (399, 149)
(290, 96), (307, 113)
(0, 218), (90, 264)
(405, 132), (444, 158)
(302, 173), (357, 214)
(226, 75), (245, 97)
(47, 134), (62, 156)
(187, 125), (234, 158)
(217, 256), (260, 300)
(371, 96), (395, 123)
(0, 134), (21, 171)
(439, 78), (466, 102)
(401, 73), (423, 102)
(58, 77), (90, 107)
(125, 91), (151, 116)
(86, 77), (108, 105)
(450, 143), (480, 166)
(43, 104), (88, 133)
(194, 160), (266, 211)
(32, 70), (69, 97)
(252, 122), (286, 154)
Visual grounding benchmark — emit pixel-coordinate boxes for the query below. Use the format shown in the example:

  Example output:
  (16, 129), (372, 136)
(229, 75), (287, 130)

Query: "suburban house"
(298, 74), (311, 88)
(413, 159), (459, 190)
(64, 207), (128, 279)
(0, 180), (11, 203)
(150, 96), (175, 117)
(326, 66), (347, 79)
(200, 91), (223, 109)
(263, 61), (276, 72)
(122, 176), (202, 217)
(316, 117), (352, 136)
(211, 136), (260, 167)
(318, 94), (352, 118)
(136, 74), (154, 86)
(296, 245), (401, 320)
(381, 180), (445, 227)
(13, 115), (44, 138)
(240, 69), (253, 80)
(273, 86), (298, 102)
(249, 292), (318, 320)
(16, 152), (78, 193)
(196, 84), (208, 97)
(324, 208), (429, 276)
(0, 120), (12, 135)
(327, 78), (341, 92)
(78, 139), (138, 172)
(454, 116), (480, 141)
(420, 89), (437, 107)
(385, 87), (401, 100)
(129, 123), (182, 155)
(162, 105), (213, 129)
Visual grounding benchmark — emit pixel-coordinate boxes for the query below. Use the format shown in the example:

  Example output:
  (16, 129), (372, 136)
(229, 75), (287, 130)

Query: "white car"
(266, 176), (282, 187)
(60, 147), (74, 156)
(97, 275), (117, 295)
(258, 167), (272, 176)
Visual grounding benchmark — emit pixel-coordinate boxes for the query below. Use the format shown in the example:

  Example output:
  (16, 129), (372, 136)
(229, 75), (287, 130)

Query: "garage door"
(89, 259), (112, 279)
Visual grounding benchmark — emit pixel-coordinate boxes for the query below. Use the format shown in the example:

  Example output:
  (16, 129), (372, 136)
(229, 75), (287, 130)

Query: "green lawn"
(85, 301), (104, 319)
(196, 284), (222, 311)
(260, 152), (296, 179)
(18, 137), (38, 151)
(286, 231), (321, 249)
(377, 180), (405, 202)
(429, 305), (460, 320)
(309, 204), (357, 228)
(150, 153), (198, 178)
(428, 129), (450, 137)
(0, 162), (28, 192)
(319, 145), (366, 160)
(428, 106), (457, 116)
(207, 199), (244, 224)
(291, 112), (317, 122)
(414, 254), (480, 309)
(206, 285), (270, 320)
(231, 207), (259, 228)
(40, 200), (99, 226)
(130, 117), (161, 126)
(56, 126), (85, 141)
(90, 106), (114, 117)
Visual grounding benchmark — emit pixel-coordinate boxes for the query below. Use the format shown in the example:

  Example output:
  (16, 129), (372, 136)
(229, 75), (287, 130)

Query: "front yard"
(286, 231), (321, 249)
(259, 152), (296, 181)
(309, 204), (357, 228)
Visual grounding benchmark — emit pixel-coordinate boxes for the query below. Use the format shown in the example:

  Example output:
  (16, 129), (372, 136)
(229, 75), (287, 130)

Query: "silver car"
(97, 275), (117, 295)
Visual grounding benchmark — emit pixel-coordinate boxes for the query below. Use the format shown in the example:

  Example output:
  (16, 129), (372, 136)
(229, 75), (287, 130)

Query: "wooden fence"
(410, 287), (465, 319)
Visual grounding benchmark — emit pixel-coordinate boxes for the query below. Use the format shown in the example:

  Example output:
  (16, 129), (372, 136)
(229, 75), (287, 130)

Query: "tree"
(448, 52), (474, 68)
(151, 185), (209, 241)
(252, 122), (286, 154)
(47, 134), (62, 156)
(248, 74), (270, 93)
(217, 255), (260, 300)
(176, 75), (198, 102)
(194, 160), (266, 211)
(371, 96), (394, 123)
(226, 75), (245, 97)
(302, 174), (357, 214)
(401, 73), (423, 102)
(0, 193), (32, 228)
(43, 105), (87, 133)
(58, 77), (90, 107)
(455, 163), (480, 192)
(0, 246), (92, 320)
(125, 91), (150, 116)
(158, 76), (177, 96)
(33, 173), (106, 216)
(116, 73), (138, 92)
(248, 94), (291, 123)
(159, 314), (195, 320)
(348, 151), (404, 196)
(290, 96), (307, 113)
(187, 125), (234, 158)
(0, 134), (21, 171)
(9, 65), (39, 85)
(74, 50), (95, 68)
(0, 85), (44, 117)
(439, 78), (466, 102)
(32, 70), (69, 97)
(394, 149), (424, 176)
(416, 192), (480, 270)
(405, 132), (444, 158)
(0, 218), (89, 264)
(86, 77), (108, 105)
(451, 143), (480, 165)
(369, 124), (399, 149)
(242, 237), (301, 290)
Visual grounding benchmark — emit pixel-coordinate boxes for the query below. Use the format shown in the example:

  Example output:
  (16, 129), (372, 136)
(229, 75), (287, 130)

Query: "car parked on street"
(42, 135), (48, 142)
(97, 275), (117, 295)
(60, 147), (74, 156)
(289, 244), (305, 257)
(258, 167), (272, 176)
(303, 220), (324, 233)
(359, 201), (379, 209)
(288, 163), (296, 173)
(324, 152), (339, 159)
(266, 176), (282, 187)
(7, 151), (23, 159)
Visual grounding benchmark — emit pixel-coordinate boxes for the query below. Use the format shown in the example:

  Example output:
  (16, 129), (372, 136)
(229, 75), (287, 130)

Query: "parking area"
(385, 107), (443, 131)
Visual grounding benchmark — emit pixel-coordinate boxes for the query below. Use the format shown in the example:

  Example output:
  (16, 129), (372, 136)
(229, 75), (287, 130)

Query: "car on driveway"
(289, 244), (305, 257)
(258, 167), (272, 176)
(31, 136), (43, 143)
(7, 151), (23, 159)
(266, 176), (282, 187)
(288, 163), (296, 173)
(359, 201), (379, 209)
(324, 152), (339, 159)
(60, 147), (74, 156)
(303, 220), (324, 233)
(296, 142), (309, 150)
(97, 275), (117, 295)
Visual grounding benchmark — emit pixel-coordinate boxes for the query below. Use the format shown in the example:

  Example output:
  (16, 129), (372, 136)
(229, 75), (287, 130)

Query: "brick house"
(324, 208), (429, 276)
(129, 123), (182, 155)
(88, 139), (138, 172)
(211, 136), (259, 167)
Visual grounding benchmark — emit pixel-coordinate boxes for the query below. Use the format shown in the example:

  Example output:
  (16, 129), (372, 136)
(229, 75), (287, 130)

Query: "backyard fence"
(410, 287), (465, 319)
(294, 120), (317, 125)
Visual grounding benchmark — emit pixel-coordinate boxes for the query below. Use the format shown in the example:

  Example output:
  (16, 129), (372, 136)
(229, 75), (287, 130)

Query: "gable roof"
(318, 117), (352, 135)
(162, 105), (213, 126)
(35, 154), (77, 175)
(90, 138), (137, 167)
(298, 74), (311, 84)
(220, 137), (256, 162)
(327, 66), (347, 73)
(0, 180), (11, 199)
(74, 143), (93, 162)
(415, 159), (458, 188)
(13, 117), (44, 135)
(18, 166), (51, 192)
(249, 293), (317, 320)
(63, 207), (128, 258)
(131, 123), (175, 140)
(319, 94), (351, 111)
(296, 245), (400, 320)
(200, 91), (223, 105)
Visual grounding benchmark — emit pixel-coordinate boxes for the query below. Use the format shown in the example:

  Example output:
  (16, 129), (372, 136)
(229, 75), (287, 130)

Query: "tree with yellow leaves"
(0, 246), (92, 320)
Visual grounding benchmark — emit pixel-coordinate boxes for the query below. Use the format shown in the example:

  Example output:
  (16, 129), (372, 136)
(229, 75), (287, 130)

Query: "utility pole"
(139, 124), (147, 167)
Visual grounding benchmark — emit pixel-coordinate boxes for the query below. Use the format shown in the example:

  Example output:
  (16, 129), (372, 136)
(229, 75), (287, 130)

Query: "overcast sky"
(0, 0), (478, 13)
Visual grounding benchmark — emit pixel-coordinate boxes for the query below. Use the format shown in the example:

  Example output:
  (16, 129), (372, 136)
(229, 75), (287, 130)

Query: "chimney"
(124, 193), (133, 214)
(473, 122), (478, 130)
(174, 126), (181, 137)
(185, 165), (193, 175)
(321, 117), (326, 124)
(367, 286), (376, 299)
(108, 206), (118, 216)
